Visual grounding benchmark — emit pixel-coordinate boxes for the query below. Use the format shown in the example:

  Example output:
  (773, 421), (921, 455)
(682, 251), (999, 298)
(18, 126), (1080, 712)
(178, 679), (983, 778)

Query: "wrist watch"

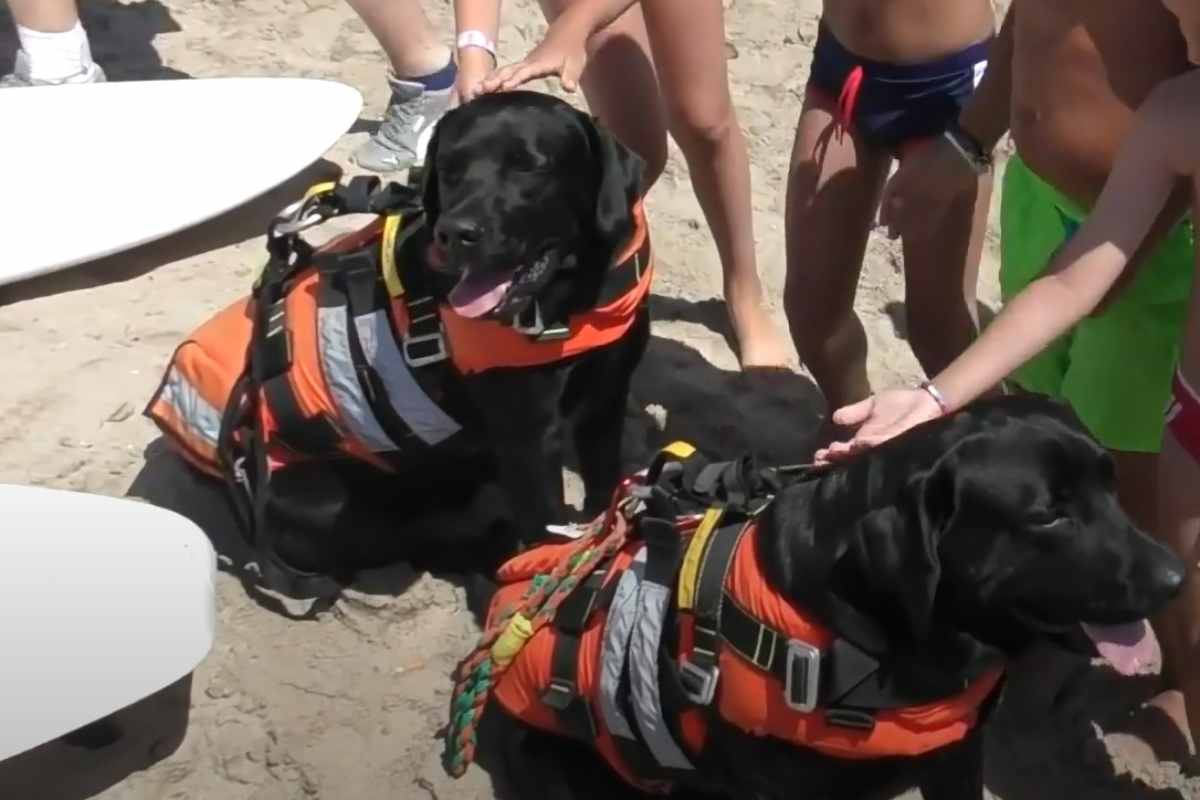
(942, 121), (992, 174)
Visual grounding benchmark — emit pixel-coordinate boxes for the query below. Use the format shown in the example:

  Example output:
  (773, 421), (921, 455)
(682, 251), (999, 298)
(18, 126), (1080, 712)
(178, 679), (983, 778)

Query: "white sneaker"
(352, 72), (454, 173)
(1, 49), (106, 88)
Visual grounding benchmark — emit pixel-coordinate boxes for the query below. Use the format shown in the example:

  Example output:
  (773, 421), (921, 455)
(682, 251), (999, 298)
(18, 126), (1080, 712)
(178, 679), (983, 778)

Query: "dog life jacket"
(144, 177), (653, 594)
(477, 445), (1004, 793)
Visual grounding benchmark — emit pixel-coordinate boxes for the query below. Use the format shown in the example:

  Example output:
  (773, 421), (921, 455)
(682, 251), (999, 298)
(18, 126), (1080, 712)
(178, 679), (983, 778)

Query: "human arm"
(878, 5), (1014, 240)
(478, 0), (640, 93)
(453, 0), (501, 102)
(819, 80), (1190, 460)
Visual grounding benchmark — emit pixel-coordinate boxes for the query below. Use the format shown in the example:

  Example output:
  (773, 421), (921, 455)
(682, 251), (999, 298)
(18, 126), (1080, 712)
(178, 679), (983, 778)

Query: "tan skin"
(821, 2), (1200, 747)
(875, 3), (1192, 714)
(7, 0), (79, 32)
(345, 0), (451, 77)
(455, 0), (793, 371)
(1013, 5), (1194, 671)
(785, 0), (996, 416)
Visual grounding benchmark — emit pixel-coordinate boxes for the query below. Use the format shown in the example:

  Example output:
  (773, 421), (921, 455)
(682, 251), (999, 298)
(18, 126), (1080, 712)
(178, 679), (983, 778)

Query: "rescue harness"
(145, 176), (653, 597)
(444, 443), (1003, 793)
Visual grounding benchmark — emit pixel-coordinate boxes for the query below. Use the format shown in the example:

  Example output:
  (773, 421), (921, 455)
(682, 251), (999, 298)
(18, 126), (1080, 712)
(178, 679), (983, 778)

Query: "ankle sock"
(17, 20), (95, 83)
(400, 58), (457, 92)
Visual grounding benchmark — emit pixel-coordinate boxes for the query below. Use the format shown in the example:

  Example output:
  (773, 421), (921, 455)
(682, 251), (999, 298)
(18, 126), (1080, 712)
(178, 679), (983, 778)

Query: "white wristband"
(457, 30), (497, 59)
(920, 381), (951, 415)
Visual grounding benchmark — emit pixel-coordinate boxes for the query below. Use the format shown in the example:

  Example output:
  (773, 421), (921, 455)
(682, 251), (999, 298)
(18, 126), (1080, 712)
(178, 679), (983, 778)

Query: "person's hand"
(478, 14), (591, 94)
(454, 46), (496, 105)
(878, 137), (980, 242)
(814, 388), (944, 464)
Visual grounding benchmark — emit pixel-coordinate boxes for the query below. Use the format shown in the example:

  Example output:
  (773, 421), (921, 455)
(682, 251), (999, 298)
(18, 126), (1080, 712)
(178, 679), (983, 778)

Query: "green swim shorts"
(1000, 154), (1195, 453)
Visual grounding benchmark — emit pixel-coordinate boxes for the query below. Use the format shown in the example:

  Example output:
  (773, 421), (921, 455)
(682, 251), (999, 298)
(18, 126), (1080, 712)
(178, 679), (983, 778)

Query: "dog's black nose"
(1156, 561), (1187, 593)
(436, 218), (483, 250)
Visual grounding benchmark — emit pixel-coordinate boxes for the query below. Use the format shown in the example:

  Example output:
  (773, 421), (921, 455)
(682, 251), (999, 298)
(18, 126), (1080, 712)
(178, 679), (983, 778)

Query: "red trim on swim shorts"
(836, 65), (864, 140)
(1166, 367), (1200, 464)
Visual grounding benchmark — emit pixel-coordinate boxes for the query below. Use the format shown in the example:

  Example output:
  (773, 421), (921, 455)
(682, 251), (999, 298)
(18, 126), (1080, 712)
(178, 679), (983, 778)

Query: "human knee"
(666, 98), (738, 156)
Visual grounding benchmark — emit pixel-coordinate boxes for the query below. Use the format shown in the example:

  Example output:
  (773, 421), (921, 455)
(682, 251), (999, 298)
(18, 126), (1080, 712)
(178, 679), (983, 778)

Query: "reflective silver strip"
(629, 565), (696, 771)
(317, 306), (398, 453)
(157, 366), (222, 448)
(597, 549), (646, 741)
(353, 310), (461, 446)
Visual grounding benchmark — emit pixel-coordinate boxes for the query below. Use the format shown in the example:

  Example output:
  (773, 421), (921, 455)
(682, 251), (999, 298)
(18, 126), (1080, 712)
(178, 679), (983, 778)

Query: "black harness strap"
(595, 227), (652, 307)
(313, 244), (455, 453)
(541, 563), (610, 742)
(678, 520), (747, 706)
(671, 497), (937, 732)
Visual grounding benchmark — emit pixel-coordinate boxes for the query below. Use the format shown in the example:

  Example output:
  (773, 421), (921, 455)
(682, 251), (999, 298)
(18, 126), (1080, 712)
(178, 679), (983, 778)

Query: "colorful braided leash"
(443, 504), (634, 777)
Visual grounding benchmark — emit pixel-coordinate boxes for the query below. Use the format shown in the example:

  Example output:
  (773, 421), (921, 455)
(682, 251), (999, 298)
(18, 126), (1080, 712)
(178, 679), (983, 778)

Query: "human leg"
(639, 0), (791, 369)
(1161, 366), (1200, 754)
(4, 0), (103, 86)
(349, 0), (456, 172)
(900, 148), (992, 381)
(783, 85), (892, 411)
(538, 0), (668, 187)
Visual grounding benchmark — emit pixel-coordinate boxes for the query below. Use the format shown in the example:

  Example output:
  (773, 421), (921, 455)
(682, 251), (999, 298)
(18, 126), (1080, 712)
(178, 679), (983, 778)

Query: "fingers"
(830, 397), (874, 428)
(492, 56), (568, 94)
(813, 436), (876, 465)
(559, 57), (584, 94)
(478, 62), (521, 94)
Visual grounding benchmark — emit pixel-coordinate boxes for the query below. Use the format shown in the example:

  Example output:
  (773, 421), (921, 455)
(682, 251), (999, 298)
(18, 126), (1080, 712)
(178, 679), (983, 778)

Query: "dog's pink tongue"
(1082, 621), (1156, 676)
(448, 272), (513, 319)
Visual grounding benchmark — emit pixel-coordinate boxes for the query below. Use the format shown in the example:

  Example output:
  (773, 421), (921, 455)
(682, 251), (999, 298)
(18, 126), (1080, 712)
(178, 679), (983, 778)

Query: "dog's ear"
(420, 117), (446, 228)
(847, 463), (957, 643)
(580, 112), (645, 257)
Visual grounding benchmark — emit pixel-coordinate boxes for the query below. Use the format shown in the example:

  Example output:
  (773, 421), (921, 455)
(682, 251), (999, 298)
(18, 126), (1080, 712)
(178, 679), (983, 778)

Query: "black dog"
(481, 394), (1187, 800)
(256, 92), (650, 584)
(418, 90), (650, 536)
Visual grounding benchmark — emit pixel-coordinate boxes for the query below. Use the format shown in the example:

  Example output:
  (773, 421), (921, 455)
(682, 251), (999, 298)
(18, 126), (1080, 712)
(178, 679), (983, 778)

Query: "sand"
(0, 0), (1198, 797)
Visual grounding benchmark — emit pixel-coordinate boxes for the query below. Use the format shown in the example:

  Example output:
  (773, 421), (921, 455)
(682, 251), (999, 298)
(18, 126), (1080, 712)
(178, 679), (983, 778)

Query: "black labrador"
(480, 394), (1187, 800)
(265, 91), (650, 582)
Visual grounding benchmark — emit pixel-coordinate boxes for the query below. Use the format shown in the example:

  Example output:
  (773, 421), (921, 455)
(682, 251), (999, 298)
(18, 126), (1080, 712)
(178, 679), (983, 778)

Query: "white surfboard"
(0, 77), (362, 287)
(0, 485), (216, 760)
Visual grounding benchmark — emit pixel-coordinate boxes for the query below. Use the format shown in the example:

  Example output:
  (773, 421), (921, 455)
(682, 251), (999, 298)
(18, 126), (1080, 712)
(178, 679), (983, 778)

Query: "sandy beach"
(1, 0), (1198, 797)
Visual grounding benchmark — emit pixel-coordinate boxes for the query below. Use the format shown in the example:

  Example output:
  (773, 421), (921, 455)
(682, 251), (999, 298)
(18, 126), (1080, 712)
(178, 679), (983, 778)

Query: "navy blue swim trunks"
(807, 22), (991, 150)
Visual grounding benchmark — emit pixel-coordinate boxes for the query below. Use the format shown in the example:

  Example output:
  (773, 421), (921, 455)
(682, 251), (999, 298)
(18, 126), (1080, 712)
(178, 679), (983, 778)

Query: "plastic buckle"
(511, 301), (546, 337)
(402, 330), (448, 368)
(678, 655), (720, 707)
(232, 456), (251, 494)
(511, 302), (571, 341)
(784, 640), (822, 713)
(541, 678), (576, 711)
(271, 191), (334, 237)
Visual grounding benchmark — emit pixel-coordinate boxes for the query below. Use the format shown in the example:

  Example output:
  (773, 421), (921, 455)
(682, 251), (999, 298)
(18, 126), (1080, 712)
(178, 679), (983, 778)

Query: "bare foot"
(725, 280), (792, 371)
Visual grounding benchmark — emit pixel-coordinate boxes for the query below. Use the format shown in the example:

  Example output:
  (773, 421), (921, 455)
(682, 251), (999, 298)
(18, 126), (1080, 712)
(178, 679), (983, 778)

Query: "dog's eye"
(1029, 512), (1072, 532)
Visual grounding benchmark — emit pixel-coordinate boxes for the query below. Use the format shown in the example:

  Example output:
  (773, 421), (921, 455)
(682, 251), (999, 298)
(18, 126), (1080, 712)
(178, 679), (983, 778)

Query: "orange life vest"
(142, 178), (653, 593)
(479, 455), (1003, 793)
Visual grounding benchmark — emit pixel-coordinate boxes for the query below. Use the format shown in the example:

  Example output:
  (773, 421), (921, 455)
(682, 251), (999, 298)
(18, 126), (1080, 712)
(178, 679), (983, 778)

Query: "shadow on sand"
(0, 676), (193, 800)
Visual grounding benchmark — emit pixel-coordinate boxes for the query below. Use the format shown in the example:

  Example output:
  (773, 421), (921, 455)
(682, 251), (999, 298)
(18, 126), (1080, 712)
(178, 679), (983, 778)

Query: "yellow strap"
(303, 180), (338, 201)
(677, 506), (725, 611)
(380, 212), (405, 297)
(491, 612), (534, 668)
(660, 441), (696, 460)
